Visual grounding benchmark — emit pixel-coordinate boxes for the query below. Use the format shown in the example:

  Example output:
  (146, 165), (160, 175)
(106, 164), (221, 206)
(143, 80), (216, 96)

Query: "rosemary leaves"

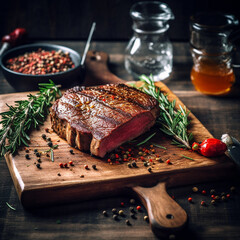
(0, 80), (61, 156)
(137, 75), (193, 149)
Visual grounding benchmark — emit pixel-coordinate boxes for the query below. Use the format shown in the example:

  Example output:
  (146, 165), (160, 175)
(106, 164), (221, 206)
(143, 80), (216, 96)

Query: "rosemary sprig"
(0, 80), (61, 157)
(138, 74), (193, 149)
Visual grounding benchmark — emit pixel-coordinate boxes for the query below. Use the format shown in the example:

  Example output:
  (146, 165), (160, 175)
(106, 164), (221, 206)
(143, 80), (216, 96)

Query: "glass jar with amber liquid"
(190, 12), (239, 96)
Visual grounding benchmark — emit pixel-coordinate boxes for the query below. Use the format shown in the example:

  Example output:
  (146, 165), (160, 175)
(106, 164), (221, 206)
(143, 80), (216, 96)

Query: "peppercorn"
(125, 219), (131, 225)
(118, 210), (124, 216)
(69, 149), (74, 154)
(84, 164), (89, 170)
(36, 152), (41, 157)
(37, 158), (42, 163)
(41, 134), (46, 139)
(210, 189), (216, 195)
(201, 201), (206, 206)
(221, 196), (227, 201)
(34, 149), (38, 153)
(59, 163), (63, 168)
(102, 210), (108, 216)
(144, 216), (149, 222)
(112, 208), (117, 214)
(215, 195), (220, 201)
(202, 190), (207, 195)
(136, 205), (141, 211)
(221, 192), (226, 196)
(25, 149), (29, 153)
(112, 214), (118, 220)
(226, 193), (231, 198)
(143, 161), (148, 167)
(92, 164), (97, 170)
(230, 186), (236, 193)
(80, 174), (84, 178)
(192, 187), (198, 193)
(36, 163), (41, 169)
(166, 159), (171, 164)
(57, 173), (61, 176)
(64, 163), (68, 168)
(130, 199), (136, 204)
(47, 137), (51, 141)
(147, 167), (152, 172)
(48, 142), (53, 147)
(25, 154), (30, 159)
(132, 162), (137, 168)
(127, 207), (134, 214)
(127, 163), (132, 168)
(69, 161), (74, 166)
(211, 199), (216, 205)
(188, 197), (193, 203)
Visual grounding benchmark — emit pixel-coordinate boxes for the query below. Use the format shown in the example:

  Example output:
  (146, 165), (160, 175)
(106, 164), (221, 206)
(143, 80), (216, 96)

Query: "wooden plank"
(1, 81), (234, 208)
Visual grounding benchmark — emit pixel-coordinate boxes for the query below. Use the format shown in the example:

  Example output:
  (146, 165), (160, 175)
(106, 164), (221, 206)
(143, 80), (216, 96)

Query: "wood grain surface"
(1, 42), (240, 240)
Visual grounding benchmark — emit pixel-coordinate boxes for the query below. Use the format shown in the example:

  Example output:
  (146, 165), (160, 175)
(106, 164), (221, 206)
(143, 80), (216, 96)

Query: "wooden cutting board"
(1, 51), (235, 237)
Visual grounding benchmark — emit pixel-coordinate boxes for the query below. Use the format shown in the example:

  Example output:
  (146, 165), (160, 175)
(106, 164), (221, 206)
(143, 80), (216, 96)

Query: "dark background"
(0, 0), (239, 42)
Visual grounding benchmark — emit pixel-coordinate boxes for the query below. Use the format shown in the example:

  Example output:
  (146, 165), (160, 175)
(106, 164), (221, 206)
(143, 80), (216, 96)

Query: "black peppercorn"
(69, 149), (74, 154)
(113, 214), (118, 220)
(36, 163), (41, 169)
(41, 134), (46, 139)
(48, 142), (53, 147)
(25, 154), (30, 159)
(132, 162), (137, 168)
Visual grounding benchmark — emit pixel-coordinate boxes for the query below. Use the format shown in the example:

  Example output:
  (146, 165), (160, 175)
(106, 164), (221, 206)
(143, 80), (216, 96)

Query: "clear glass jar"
(190, 12), (239, 95)
(125, 1), (174, 81)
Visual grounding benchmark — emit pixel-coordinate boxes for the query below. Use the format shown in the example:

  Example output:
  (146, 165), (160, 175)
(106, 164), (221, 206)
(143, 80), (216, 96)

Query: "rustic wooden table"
(0, 41), (240, 240)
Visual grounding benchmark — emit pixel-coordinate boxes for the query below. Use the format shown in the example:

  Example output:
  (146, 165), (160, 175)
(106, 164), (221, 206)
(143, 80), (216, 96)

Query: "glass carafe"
(125, 1), (174, 81)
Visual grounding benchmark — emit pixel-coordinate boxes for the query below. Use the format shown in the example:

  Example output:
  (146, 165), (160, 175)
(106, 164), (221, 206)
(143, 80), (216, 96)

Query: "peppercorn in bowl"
(0, 43), (83, 91)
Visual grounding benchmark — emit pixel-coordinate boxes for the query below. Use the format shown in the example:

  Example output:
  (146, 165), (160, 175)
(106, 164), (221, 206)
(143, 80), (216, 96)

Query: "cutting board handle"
(83, 50), (125, 86)
(133, 182), (188, 238)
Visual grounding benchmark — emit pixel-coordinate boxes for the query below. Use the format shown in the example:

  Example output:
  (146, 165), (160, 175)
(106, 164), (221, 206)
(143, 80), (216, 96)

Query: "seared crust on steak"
(50, 84), (160, 157)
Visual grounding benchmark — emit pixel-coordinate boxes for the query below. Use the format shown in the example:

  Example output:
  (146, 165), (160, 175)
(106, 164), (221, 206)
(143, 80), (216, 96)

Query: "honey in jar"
(191, 57), (235, 95)
(190, 12), (238, 96)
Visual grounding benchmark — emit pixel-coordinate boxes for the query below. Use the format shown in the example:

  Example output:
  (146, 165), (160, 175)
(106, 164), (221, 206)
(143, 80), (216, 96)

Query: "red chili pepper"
(192, 138), (227, 157)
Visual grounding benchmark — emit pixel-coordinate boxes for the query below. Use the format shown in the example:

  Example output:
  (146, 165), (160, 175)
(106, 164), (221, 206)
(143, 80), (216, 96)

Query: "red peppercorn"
(69, 161), (74, 166)
(84, 164), (89, 169)
(64, 163), (68, 168)
(211, 194), (215, 199)
(166, 159), (171, 164)
(226, 193), (231, 198)
(59, 163), (63, 168)
(201, 201), (206, 206)
(136, 206), (141, 211)
(115, 154), (119, 159)
(171, 195), (175, 200)
(107, 159), (111, 163)
(202, 190), (207, 195)
(121, 202), (124, 206)
(188, 197), (193, 203)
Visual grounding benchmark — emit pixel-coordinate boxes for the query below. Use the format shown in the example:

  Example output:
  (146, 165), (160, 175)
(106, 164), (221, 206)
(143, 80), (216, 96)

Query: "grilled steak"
(50, 84), (160, 157)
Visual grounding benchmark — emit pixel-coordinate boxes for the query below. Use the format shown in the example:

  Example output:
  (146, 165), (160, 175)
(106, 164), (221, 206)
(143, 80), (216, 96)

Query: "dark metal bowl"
(0, 43), (84, 91)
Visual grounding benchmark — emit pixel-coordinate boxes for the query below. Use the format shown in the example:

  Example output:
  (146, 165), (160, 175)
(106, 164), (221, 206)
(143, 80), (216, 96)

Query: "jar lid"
(190, 12), (239, 32)
(130, 1), (174, 21)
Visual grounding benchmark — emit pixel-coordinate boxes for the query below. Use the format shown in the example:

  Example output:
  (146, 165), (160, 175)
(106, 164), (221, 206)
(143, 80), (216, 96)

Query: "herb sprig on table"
(136, 74), (193, 149)
(0, 80), (61, 157)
